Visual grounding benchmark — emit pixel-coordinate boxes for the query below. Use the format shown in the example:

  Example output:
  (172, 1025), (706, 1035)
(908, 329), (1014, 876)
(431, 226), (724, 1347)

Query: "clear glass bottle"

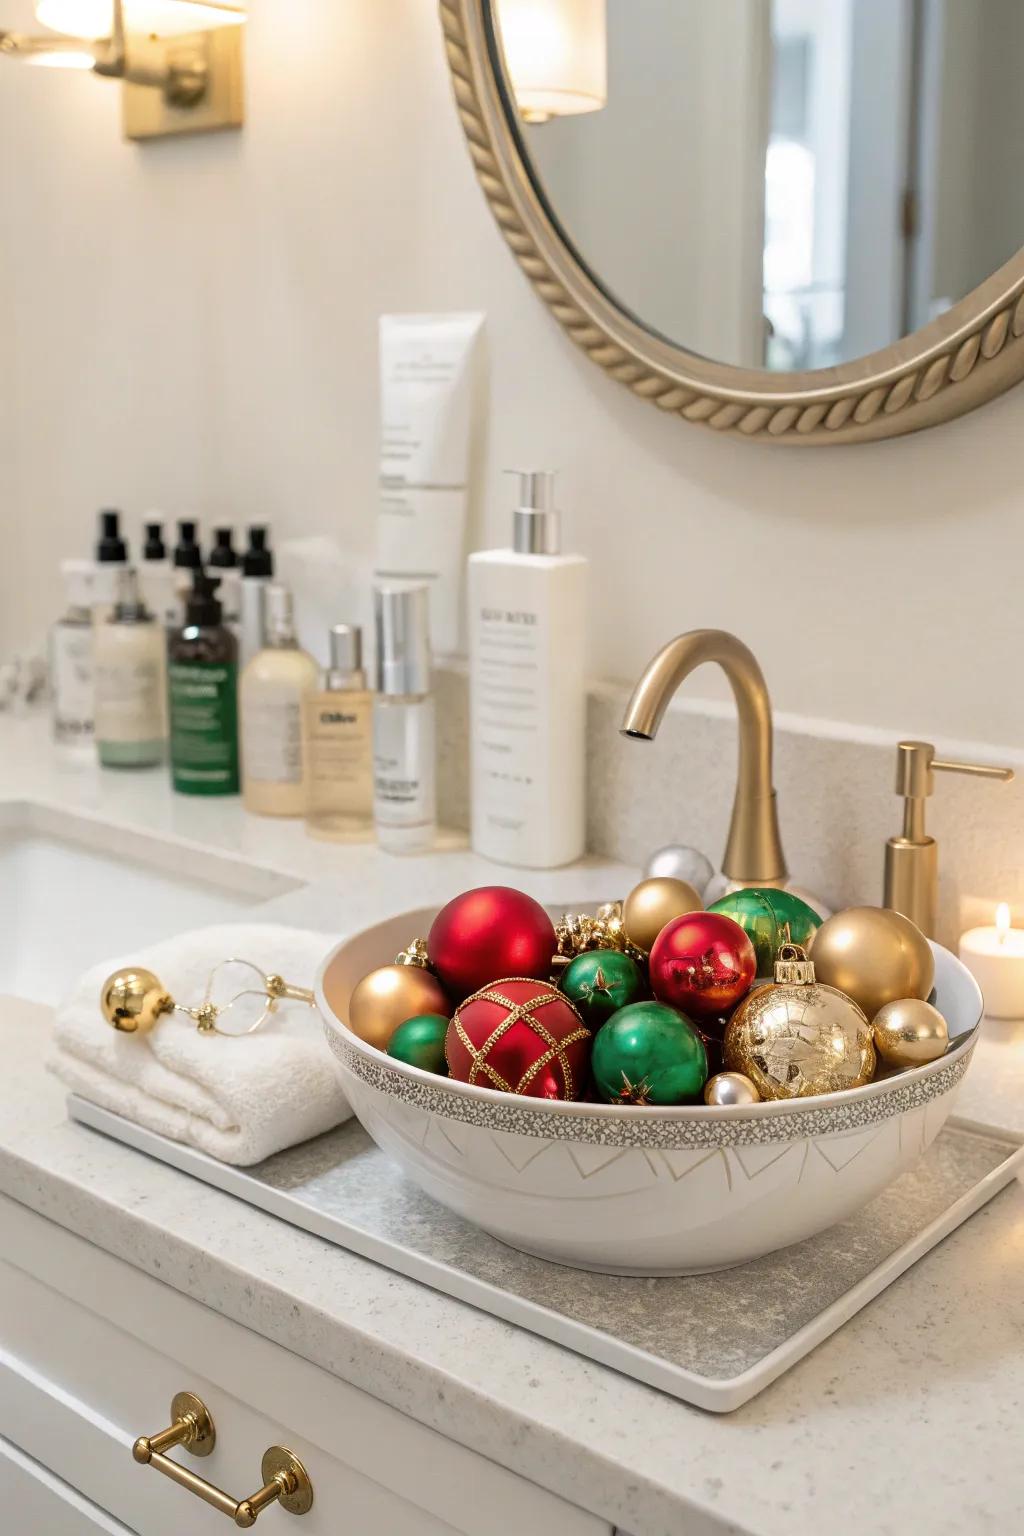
(240, 584), (319, 817)
(93, 569), (166, 769)
(373, 584), (436, 854)
(303, 624), (374, 841)
(51, 558), (96, 754)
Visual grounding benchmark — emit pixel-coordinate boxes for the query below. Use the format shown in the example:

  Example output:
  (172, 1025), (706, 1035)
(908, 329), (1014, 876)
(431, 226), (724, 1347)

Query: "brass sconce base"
(123, 25), (243, 142)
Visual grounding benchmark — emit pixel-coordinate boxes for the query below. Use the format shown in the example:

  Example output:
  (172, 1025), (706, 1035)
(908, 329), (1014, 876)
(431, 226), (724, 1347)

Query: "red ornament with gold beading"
(445, 978), (591, 1101)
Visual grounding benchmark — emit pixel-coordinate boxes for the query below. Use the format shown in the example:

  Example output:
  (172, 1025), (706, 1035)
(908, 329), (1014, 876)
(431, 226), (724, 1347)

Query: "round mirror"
(442, 0), (1024, 443)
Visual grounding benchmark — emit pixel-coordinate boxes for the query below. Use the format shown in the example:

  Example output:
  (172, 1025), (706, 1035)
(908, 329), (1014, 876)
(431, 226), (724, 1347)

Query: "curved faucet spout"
(620, 629), (788, 886)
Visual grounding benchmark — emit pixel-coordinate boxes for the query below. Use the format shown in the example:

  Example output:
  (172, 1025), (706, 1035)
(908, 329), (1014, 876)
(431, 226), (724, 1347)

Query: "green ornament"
(707, 888), (821, 976)
(560, 949), (644, 1029)
(591, 1001), (707, 1106)
(386, 1013), (450, 1075)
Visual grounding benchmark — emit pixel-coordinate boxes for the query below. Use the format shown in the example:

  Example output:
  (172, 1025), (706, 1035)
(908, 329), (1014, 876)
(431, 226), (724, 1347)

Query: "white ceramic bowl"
(317, 906), (982, 1275)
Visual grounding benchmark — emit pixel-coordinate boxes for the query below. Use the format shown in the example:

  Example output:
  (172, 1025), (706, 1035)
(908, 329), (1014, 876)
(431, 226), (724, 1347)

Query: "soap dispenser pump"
(883, 740), (1013, 938)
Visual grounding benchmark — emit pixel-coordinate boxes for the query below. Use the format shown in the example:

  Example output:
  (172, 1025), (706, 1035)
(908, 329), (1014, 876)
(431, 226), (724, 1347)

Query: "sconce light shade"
(36, 0), (245, 40)
(496, 0), (607, 123)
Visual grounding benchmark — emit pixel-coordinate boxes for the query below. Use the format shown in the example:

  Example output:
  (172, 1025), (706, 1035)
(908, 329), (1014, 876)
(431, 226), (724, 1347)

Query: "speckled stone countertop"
(1, 714), (1023, 1536)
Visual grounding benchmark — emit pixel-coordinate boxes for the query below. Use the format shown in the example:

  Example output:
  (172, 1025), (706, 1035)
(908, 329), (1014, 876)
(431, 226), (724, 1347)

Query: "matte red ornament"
(445, 978), (591, 1100)
(649, 912), (757, 1022)
(427, 886), (557, 1001)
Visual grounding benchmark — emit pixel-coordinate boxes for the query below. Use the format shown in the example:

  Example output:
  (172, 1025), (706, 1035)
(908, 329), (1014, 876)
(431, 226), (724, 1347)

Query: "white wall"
(1, 0), (1022, 749)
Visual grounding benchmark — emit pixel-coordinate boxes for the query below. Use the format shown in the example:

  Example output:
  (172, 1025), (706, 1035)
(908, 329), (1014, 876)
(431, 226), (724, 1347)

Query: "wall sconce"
(0, 0), (244, 140)
(495, 0), (606, 124)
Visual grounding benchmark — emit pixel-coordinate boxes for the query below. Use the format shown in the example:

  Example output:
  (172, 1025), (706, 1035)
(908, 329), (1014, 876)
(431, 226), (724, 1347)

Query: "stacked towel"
(50, 924), (351, 1166)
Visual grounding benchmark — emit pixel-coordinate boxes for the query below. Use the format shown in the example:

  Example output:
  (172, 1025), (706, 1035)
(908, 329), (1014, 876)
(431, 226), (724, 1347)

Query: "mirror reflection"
(493, 0), (1024, 371)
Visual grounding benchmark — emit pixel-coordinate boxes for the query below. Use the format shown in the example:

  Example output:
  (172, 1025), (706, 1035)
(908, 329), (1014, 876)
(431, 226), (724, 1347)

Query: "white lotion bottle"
(469, 471), (587, 868)
(373, 584), (436, 854)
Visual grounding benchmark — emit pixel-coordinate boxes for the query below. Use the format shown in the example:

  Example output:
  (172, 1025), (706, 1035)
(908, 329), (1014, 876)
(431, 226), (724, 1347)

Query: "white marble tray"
(67, 1096), (1024, 1413)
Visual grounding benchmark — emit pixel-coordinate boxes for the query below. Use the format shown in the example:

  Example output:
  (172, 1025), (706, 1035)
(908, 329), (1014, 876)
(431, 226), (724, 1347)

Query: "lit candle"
(959, 903), (1024, 1020)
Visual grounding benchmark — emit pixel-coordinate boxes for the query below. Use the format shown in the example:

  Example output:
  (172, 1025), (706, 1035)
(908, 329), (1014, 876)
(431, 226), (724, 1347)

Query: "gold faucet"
(620, 629), (787, 886)
(884, 740), (1013, 937)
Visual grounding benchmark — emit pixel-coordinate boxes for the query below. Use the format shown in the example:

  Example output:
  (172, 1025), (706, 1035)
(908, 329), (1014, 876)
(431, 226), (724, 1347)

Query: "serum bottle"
(373, 584), (436, 854)
(240, 585), (319, 817)
(167, 573), (240, 795)
(304, 624), (374, 841)
(468, 470), (587, 867)
(93, 568), (166, 769)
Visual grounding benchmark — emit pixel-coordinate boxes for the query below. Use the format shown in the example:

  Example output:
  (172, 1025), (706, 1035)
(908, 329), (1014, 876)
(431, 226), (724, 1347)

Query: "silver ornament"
(642, 845), (715, 898)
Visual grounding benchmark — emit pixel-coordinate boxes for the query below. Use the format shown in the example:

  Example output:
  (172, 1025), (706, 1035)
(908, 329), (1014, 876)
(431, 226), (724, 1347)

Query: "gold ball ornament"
(622, 877), (703, 954)
(724, 943), (876, 1099)
(703, 1071), (761, 1107)
(808, 906), (934, 1020)
(101, 968), (173, 1034)
(872, 997), (949, 1068)
(347, 964), (450, 1052)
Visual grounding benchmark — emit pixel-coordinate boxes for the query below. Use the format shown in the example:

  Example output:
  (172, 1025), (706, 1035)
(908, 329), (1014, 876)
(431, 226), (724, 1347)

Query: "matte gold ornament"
(703, 1071), (760, 1107)
(724, 943), (876, 1099)
(872, 997), (949, 1068)
(101, 968), (173, 1034)
(622, 877), (703, 954)
(809, 906), (934, 1020)
(348, 963), (450, 1052)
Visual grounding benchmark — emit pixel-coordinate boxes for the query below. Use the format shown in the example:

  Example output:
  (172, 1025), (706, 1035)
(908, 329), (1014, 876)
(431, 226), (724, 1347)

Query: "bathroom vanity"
(0, 711), (1022, 1536)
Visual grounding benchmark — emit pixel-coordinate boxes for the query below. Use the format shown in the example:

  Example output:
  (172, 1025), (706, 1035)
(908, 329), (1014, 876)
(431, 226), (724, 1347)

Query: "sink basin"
(0, 804), (303, 1006)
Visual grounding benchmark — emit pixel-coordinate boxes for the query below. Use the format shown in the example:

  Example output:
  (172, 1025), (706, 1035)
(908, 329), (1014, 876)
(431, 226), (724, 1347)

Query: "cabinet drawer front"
(0, 1434), (136, 1536)
(0, 1197), (610, 1536)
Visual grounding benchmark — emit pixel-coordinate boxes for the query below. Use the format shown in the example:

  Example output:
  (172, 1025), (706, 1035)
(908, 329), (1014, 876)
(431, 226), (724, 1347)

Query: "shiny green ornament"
(560, 949), (644, 1030)
(386, 1013), (450, 1075)
(591, 1001), (707, 1106)
(707, 888), (821, 976)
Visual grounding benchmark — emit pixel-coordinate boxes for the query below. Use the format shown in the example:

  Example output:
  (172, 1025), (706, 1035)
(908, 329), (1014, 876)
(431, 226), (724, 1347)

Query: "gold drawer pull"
(132, 1392), (313, 1526)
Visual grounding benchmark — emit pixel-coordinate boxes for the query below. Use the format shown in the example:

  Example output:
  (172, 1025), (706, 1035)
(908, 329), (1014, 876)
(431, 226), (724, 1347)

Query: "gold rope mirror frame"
(440, 0), (1024, 446)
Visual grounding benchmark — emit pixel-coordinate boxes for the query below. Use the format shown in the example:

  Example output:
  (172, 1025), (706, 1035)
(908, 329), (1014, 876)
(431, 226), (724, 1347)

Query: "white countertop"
(1, 712), (1023, 1536)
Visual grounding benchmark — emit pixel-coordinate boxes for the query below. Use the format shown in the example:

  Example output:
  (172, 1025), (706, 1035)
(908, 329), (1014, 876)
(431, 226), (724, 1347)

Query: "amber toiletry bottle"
(303, 624), (373, 840)
(167, 572), (240, 796)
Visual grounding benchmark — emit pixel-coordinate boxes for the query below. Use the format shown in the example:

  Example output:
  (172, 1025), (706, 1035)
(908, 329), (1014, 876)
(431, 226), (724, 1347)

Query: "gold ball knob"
(703, 1071), (760, 1107)
(622, 877), (703, 954)
(100, 968), (172, 1034)
(872, 997), (948, 1068)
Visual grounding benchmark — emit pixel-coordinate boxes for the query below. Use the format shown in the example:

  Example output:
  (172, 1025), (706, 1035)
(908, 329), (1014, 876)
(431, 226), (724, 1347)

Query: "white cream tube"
(375, 313), (485, 656)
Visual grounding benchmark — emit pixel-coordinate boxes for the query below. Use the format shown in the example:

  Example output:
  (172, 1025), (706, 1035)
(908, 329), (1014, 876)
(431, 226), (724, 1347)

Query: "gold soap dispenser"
(883, 740), (1013, 938)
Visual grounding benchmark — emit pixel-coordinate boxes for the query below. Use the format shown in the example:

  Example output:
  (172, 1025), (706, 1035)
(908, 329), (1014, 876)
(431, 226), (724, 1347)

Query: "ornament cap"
(395, 938), (430, 968)
(773, 940), (815, 986)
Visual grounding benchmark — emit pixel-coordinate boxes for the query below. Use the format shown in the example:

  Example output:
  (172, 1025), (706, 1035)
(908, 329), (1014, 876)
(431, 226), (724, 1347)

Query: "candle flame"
(996, 902), (1011, 936)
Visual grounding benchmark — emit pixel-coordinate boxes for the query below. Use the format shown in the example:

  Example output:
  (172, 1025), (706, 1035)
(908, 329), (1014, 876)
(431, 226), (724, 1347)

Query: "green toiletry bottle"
(167, 571), (240, 795)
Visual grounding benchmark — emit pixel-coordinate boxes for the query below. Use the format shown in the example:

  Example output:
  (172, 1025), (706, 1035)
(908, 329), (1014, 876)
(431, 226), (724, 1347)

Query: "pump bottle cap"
(96, 510), (128, 564)
(329, 623), (362, 675)
(209, 527), (238, 568)
(242, 526), (274, 578)
(143, 521), (166, 561)
(507, 469), (561, 555)
(185, 571), (223, 627)
(262, 584), (297, 647)
(374, 584), (431, 697)
(174, 520), (202, 569)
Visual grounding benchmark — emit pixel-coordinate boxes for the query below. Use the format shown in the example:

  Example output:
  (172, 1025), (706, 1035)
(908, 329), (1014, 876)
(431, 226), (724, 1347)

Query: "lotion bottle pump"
(240, 584), (319, 817)
(468, 470), (587, 867)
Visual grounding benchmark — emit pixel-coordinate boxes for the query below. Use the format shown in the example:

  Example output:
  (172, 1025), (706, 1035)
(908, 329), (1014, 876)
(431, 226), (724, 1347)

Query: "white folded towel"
(50, 923), (351, 1166)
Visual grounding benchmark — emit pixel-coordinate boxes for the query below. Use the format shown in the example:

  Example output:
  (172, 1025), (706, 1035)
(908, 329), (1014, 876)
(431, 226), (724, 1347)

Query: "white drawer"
(0, 1434), (136, 1535)
(0, 1195), (610, 1536)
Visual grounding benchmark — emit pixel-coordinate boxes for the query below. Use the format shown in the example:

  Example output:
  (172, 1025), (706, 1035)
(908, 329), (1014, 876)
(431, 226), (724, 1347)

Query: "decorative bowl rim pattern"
(316, 937), (982, 1150)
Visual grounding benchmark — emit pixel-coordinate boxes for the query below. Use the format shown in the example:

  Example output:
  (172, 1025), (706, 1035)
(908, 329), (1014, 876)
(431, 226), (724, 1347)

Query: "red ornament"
(649, 913), (756, 1022)
(445, 978), (591, 1100)
(427, 886), (557, 1001)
